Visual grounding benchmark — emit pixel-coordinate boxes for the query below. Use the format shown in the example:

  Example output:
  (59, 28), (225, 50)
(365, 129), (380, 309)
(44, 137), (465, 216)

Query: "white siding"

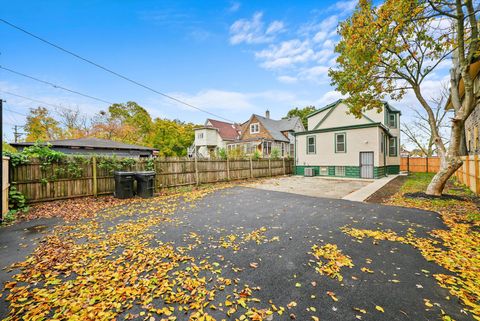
(314, 103), (372, 129)
(296, 127), (381, 166)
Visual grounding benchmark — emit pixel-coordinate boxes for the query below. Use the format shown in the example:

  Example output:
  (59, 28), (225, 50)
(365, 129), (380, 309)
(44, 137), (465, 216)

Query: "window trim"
(388, 113), (397, 128)
(306, 135), (316, 154)
(335, 132), (346, 153)
(389, 137), (398, 156)
(250, 122), (260, 134)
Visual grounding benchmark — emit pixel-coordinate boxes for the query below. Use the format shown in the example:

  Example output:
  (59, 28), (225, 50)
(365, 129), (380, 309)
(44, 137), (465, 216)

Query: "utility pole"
(13, 125), (24, 143)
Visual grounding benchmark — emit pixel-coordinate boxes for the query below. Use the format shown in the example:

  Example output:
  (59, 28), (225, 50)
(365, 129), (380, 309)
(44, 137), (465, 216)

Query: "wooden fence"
(401, 155), (480, 195)
(9, 157), (293, 203)
(455, 155), (480, 195)
(400, 156), (441, 173)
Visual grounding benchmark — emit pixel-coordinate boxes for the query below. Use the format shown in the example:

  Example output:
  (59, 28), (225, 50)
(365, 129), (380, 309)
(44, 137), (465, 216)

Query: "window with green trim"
(307, 135), (316, 154)
(335, 133), (346, 153)
(388, 113), (397, 128)
(389, 137), (398, 156)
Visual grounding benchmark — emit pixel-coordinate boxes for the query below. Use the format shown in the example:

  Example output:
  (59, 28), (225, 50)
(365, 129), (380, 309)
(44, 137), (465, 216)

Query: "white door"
(360, 152), (374, 179)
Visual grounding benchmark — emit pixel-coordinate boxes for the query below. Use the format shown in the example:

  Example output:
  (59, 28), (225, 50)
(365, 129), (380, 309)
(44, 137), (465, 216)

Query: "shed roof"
(10, 138), (157, 151)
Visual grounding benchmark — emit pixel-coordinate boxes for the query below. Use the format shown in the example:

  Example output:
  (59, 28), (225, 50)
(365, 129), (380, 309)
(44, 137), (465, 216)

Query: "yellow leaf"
(375, 305), (384, 313)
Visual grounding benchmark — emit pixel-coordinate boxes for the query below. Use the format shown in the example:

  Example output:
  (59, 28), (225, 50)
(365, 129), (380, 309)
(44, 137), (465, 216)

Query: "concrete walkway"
(342, 175), (399, 202)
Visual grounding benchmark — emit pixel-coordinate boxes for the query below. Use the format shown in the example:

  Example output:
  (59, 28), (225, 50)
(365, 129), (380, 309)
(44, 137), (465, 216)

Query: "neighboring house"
(445, 60), (480, 155)
(465, 106), (479, 154)
(226, 110), (305, 158)
(10, 138), (157, 157)
(192, 119), (241, 158)
(294, 100), (401, 179)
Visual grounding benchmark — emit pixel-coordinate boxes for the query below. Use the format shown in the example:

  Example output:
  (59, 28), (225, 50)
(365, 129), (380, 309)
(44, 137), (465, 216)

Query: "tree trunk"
(426, 103), (467, 196)
(426, 155), (462, 196)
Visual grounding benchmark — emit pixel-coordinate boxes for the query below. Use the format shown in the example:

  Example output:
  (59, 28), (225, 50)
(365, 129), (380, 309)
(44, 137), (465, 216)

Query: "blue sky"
(1, 0), (449, 142)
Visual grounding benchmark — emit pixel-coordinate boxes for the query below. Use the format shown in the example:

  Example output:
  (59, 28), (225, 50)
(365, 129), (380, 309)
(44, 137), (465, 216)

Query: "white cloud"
(229, 12), (284, 45)
(255, 39), (315, 69)
(315, 90), (346, 106)
(277, 75), (298, 84)
(329, 0), (357, 16)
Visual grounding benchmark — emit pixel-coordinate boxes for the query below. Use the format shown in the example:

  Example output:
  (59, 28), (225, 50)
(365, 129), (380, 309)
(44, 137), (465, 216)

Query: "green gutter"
(294, 122), (393, 136)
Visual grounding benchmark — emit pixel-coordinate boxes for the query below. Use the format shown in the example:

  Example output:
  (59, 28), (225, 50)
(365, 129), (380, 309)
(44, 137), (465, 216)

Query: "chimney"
(265, 109), (270, 119)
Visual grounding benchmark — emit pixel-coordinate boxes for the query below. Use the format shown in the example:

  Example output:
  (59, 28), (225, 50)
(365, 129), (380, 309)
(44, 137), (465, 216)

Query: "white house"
(192, 119), (241, 158)
(294, 100), (401, 179)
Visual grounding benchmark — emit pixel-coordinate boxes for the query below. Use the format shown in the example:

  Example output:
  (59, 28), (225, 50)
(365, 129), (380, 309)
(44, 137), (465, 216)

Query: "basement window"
(335, 166), (346, 177)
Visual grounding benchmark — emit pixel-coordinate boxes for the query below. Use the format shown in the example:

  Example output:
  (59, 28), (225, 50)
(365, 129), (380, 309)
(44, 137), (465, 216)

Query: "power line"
(0, 66), (114, 105)
(0, 89), (92, 114)
(0, 18), (234, 123)
(4, 107), (28, 117)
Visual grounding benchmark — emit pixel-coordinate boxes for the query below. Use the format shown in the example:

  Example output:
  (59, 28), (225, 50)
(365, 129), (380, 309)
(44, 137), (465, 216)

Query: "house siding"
(294, 165), (388, 178)
(240, 115), (275, 141)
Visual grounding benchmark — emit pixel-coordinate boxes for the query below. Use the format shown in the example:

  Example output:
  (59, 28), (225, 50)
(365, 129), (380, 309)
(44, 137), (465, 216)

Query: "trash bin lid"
(135, 171), (156, 176)
(114, 171), (136, 176)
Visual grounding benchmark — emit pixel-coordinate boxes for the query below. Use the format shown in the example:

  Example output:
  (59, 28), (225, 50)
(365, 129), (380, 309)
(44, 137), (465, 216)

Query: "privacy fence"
(401, 155), (480, 195)
(9, 157), (293, 203)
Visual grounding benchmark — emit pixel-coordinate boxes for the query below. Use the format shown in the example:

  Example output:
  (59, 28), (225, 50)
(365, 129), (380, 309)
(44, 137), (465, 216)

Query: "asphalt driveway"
(0, 186), (471, 321)
(248, 176), (372, 198)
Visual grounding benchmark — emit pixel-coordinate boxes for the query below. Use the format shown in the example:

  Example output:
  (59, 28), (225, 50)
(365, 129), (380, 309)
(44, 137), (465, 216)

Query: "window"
(388, 113), (397, 128)
(290, 143), (294, 156)
(281, 143), (285, 157)
(335, 166), (346, 177)
(319, 166), (329, 176)
(197, 133), (204, 139)
(307, 135), (316, 154)
(335, 133), (346, 153)
(263, 141), (272, 155)
(250, 123), (260, 134)
(389, 137), (398, 156)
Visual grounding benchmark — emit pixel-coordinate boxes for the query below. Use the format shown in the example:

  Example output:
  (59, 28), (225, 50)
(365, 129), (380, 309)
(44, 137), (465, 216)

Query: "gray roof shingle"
(253, 114), (301, 142)
(10, 138), (157, 151)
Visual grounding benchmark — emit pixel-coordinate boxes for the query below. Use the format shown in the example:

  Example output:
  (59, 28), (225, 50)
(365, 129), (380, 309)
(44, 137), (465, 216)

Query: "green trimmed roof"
(294, 122), (394, 137)
(306, 99), (401, 119)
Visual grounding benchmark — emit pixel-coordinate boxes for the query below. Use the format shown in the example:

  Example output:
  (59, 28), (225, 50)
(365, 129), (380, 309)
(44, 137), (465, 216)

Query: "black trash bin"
(113, 171), (135, 199)
(135, 171), (156, 198)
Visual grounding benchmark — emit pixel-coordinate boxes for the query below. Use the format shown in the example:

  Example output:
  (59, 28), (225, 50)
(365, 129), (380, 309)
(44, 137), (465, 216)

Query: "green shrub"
(270, 148), (280, 160)
(217, 148), (227, 160)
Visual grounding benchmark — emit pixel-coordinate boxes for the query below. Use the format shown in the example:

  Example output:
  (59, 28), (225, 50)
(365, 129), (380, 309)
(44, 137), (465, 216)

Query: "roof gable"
(253, 114), (302, 142)
(311, 101), (374, 130)
(205, 119), (241, 140)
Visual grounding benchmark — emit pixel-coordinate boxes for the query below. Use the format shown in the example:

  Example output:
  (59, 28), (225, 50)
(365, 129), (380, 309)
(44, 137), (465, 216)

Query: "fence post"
(425, 156), (429, 173)
(407, 156), (410, 174)
(474, 154), (479, 195)
(249, 157), (253, 179)
(226, 158), (230, 181)
(282, 157), (286, 175)
(194, 157), (199, 186)
(268, 158), (272, 176)
(92, 156), (97, 197)
(466, 155), (471, 187)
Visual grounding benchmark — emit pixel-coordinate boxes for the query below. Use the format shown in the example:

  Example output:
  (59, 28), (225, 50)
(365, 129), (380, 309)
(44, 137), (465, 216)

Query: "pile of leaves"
(2, 184), (285, 321)
(342, 173), (480, 319)
(309, 243), (354, 282)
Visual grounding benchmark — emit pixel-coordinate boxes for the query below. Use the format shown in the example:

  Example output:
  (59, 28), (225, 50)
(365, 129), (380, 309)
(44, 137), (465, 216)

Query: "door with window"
(359, 152), (374, 179)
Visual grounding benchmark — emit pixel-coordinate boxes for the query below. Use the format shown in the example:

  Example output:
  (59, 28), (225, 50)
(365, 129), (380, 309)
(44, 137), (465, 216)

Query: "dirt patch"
(365, 175), (407, 204)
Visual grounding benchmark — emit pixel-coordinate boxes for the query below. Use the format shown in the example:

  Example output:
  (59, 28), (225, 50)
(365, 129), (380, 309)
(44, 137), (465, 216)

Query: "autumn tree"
(91, 101), (153, 145)
(24, 107), (63, 141)
(283, 106), (316, 128)
(56, 107), (89, 139)
(147, 118), (195, 157)
(329, 0), (479, 195)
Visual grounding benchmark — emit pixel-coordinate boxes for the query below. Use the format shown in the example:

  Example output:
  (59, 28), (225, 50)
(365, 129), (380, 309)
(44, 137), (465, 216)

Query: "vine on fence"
(97, 156), (137, 173)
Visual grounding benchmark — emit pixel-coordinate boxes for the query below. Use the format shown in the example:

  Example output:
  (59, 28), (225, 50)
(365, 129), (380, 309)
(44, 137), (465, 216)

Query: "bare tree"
(56, 107), (90, 138)
(401, 86), (452, 157)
